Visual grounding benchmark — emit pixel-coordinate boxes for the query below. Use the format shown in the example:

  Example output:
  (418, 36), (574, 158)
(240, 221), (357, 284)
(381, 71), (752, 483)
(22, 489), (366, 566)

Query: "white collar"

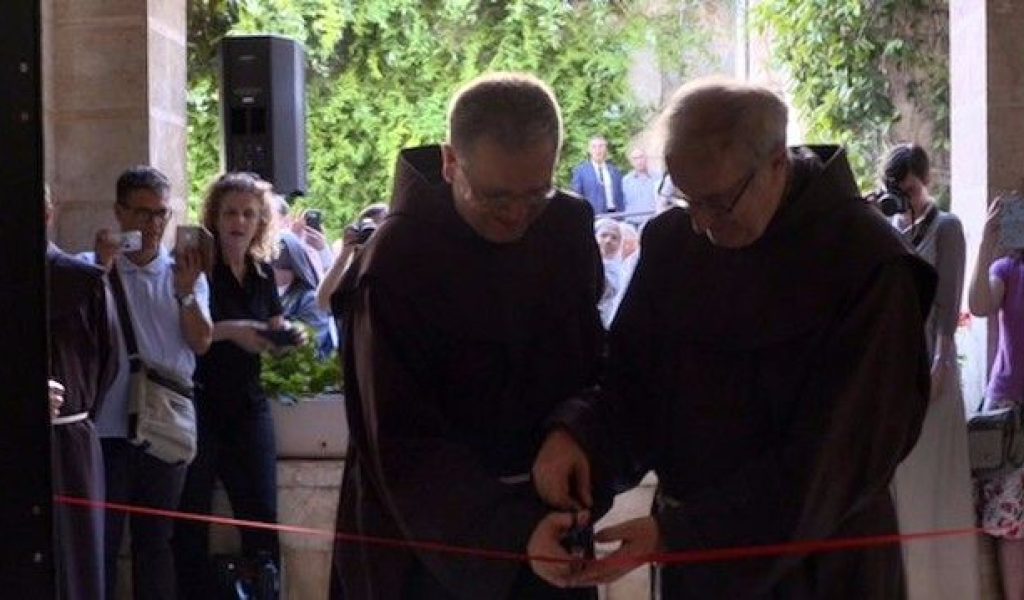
(116, 247), (169, 275)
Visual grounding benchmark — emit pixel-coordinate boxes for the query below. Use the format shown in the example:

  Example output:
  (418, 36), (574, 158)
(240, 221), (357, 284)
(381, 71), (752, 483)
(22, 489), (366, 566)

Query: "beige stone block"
(282, 549), (332, 600)
(148, 116), (188, 211)
(53, 0), (144, 22)
(277, 461), (344, 553)
(51, 23), (147, 114)
(987, 106), (1024, 189)
(987, 20), (1024, 109)
(54, 201), (117, 252)
(51, 113), (149, 197)
(147, 0), (187, 44)
(147, 23), (187, 120)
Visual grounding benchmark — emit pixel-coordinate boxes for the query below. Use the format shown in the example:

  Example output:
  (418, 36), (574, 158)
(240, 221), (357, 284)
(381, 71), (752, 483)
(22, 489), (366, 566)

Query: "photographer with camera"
(272, 230), (335, 359)
(315, 202), (388, 314)
(82, 166), (213, 600)
(877, 144), (980, 600)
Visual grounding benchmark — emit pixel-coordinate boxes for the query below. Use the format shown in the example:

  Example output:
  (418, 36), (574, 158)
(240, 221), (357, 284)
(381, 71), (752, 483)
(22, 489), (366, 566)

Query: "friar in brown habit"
(536, 77), (937, 599)
(46, 191), (119, 600)
(329, 73), (609, 599)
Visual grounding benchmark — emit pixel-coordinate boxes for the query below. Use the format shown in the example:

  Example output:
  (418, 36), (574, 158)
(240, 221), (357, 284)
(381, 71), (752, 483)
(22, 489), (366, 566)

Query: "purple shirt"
(987, 256), (1024, 402)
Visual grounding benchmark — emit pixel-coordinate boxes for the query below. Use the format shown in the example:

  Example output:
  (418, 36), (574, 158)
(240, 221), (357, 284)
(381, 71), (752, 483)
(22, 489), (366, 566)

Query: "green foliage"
(187, 0), (684, 238)
(751, 0), (949, 194)
(260, 333), (342, 399)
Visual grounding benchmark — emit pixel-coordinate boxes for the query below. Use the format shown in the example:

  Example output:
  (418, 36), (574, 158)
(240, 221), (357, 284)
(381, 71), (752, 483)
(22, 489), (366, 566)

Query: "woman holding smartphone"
(174, 172), (298, 598)
(971, 191), (1024, 600)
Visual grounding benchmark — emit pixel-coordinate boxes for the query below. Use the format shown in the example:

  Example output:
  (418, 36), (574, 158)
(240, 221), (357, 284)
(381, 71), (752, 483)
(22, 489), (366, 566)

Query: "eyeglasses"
(458, 164), (556, 210)
(119, 203), (172, 223)
(658, 168), (756, 217)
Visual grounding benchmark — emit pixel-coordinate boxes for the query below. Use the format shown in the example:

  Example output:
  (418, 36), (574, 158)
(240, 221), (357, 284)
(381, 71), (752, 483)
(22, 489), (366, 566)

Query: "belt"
(498, 472), (531, 485)
(51, 411), (89, 426)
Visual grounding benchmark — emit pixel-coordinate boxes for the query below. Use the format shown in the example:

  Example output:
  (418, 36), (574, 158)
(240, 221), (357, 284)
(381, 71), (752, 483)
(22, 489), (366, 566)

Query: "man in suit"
(571, 136), (624, 215)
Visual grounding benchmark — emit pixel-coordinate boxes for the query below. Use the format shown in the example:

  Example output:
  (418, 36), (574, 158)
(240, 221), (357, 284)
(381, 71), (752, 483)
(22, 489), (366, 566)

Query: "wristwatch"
(176, 292), (197, 309)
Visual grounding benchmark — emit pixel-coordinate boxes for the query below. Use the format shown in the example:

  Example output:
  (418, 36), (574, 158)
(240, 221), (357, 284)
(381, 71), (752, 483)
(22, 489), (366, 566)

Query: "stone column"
(44, 0), (187, 252)
(951, 0), (1024, 412)
(951, 2), (1024, 598)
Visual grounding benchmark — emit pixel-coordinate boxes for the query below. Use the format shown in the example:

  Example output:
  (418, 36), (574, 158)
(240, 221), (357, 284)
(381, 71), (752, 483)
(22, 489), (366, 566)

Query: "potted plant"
(261, 336), (348, 459)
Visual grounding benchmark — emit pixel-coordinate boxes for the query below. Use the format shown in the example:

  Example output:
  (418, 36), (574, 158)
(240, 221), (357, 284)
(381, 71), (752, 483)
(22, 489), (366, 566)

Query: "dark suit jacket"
(571, 161), (624, 215)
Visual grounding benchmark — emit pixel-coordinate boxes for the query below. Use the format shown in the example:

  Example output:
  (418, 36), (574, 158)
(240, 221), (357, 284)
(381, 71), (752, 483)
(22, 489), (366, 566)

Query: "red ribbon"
(54, 494), (987, 567)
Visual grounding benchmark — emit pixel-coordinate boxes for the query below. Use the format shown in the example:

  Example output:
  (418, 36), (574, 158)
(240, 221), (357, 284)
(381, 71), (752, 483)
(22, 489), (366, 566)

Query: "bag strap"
(108, 265), (143, 372)
(910, 204), (940, 247)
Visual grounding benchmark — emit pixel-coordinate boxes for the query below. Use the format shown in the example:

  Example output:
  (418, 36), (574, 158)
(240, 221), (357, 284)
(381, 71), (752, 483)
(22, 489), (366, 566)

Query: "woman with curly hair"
(174, 172), (298, 598)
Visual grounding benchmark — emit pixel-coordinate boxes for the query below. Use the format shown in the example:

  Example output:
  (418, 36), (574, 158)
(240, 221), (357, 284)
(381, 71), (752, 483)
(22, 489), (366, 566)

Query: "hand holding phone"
(113, 230), (142, 253)
(175, 225), (214, 274)
(1000, 192), (1024, 250)
(256, 327), (302, 348)
(304, 209), (324, 232)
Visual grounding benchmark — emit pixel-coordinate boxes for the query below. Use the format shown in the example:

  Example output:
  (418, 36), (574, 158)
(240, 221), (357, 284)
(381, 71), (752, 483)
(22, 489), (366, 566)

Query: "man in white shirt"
(621, 147), (661, 227)
(83, 166), (212, 600)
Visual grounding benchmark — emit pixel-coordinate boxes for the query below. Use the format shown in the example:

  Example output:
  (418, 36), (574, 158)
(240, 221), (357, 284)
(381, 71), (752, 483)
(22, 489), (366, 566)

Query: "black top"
(195, 255), (282, 411)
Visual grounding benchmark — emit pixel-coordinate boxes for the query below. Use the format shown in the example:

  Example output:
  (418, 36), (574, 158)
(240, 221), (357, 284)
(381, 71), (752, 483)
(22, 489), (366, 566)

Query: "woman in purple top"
(970, 194), (1024, 600)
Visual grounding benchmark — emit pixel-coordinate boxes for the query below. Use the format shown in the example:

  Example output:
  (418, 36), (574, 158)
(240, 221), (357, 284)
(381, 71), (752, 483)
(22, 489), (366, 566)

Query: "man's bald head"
(656, 77), (793, 249)
(660, 77), (787, 170)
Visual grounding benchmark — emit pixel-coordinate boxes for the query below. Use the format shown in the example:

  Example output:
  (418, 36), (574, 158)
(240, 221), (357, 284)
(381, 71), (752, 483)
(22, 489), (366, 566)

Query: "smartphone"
(304, 209), (324, 232)
(175, 225), (215, 273)
(1001, 192), (1024, 249)
(114, 231), (142, 253)
(256, 328), (301, 348)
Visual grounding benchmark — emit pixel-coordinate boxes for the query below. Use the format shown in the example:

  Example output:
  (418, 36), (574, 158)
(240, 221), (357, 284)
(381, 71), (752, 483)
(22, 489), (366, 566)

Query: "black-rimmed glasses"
(658, 169), (756, 217)
(458, 163), (556, 211)
(119, 204), (172, 223)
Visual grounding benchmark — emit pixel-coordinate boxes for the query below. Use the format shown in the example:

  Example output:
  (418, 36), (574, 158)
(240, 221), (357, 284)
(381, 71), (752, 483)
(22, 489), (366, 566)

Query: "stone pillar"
(951, 2), (1024, 598)
(44, 0), (187, 253)
(951, 0), (1024, 411)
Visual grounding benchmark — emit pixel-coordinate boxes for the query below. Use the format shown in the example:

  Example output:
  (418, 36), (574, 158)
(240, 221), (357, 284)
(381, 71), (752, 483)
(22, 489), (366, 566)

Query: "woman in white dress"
(885, 143), (980, 599)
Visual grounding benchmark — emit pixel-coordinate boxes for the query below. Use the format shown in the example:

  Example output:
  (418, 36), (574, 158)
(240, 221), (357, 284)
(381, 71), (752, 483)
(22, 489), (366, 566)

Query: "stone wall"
(43, 0), (188, 253)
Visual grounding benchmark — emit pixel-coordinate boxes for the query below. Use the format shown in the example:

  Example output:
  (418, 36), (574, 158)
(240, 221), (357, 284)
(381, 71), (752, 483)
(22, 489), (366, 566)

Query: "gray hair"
(447, 72), (563, 159)
(658, 77), (788, 168)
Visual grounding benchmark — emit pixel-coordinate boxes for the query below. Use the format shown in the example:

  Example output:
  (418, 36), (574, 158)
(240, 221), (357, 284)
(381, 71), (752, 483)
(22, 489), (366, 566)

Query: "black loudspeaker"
(219, 35), (307, 195)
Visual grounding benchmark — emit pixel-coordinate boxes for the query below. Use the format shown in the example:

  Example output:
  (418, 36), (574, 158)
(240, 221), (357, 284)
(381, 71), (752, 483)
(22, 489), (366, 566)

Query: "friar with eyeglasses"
(329, 72), (609, 599)
(531, 76), (939, 599)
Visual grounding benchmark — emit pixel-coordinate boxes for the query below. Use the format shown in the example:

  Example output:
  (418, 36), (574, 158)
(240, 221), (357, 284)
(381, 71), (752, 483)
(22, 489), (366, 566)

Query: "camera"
(111, 230), (142, 253)
(347, 218), (378, 245)
(304, 209), (324, 232)
(869, 178), (910, 217)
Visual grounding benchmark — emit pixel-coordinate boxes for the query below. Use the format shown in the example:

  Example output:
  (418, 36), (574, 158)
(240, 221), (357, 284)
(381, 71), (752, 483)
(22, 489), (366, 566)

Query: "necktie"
(600, 165), (615, 211)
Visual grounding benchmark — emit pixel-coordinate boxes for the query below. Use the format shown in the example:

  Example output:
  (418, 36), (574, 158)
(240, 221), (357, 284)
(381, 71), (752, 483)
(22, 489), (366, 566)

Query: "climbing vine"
(752, 0), (949, 196)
